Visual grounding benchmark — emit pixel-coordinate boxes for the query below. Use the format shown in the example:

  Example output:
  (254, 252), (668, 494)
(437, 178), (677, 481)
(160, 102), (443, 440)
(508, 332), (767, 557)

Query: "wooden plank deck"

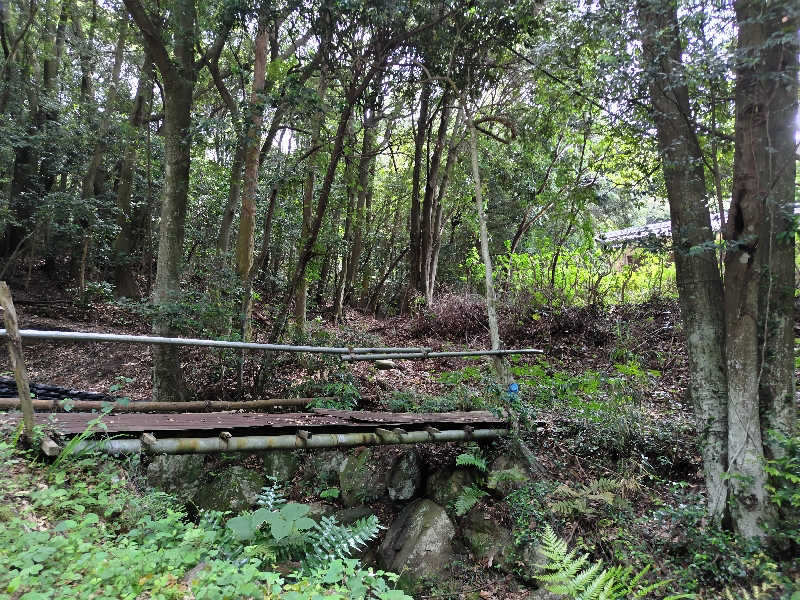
(0, 409), (508, 439)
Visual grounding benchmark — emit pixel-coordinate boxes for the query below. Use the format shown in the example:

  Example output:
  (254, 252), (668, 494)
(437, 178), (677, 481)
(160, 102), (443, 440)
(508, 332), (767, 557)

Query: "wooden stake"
(0, 282), (34, 443)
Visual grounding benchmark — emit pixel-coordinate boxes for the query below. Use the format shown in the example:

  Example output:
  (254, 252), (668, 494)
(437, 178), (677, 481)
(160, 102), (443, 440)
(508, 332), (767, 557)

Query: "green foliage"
(453, 485), (489, 517)
(455, 451), (488, 472)
(534, 525), (683, 599)
(549, 479), (630, 522)
(306, 515), (382, 568)
(646, 486), (790, 592)
(256, 479), (287, 511)
(320, 487), (341, 500)
(486, 466), (528, 491)
(0, 440), (406, 600)
(463, 244), (677, 309)
(763, 432), (800, 550)
(295, 369), (361, 411)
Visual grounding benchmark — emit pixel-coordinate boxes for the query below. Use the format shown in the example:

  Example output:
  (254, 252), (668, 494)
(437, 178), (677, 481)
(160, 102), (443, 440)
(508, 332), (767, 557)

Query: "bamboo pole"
(0, 329), (431, 355)
(0, 282), (35, 443)
(72, 427), (508, 455)
(0, 396), (319, 412)
(0, 328), (543, 361)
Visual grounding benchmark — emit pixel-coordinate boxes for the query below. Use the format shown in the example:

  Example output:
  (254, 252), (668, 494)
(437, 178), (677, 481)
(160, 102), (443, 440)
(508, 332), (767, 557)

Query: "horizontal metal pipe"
(0, 329), (430, 355)
(343, 348), (544, 361)
(71, 428), (508, 455)
(0, 396), (316, 412)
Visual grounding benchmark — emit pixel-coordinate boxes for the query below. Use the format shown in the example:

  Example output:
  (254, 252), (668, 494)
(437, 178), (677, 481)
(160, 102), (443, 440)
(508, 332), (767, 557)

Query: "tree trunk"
(295, 72), (327, 332)
(151, 78), (193, 403)
(114, 49), (153, 298)
(408, 81), (430, 297)
(722, 0), (797, 538)
(637, 0), (729, 521)
(467, 113), (508, 384)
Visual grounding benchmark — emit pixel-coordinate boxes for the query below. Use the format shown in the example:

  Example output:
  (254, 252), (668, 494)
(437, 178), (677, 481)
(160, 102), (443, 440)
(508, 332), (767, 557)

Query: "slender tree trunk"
(295, 73), (327, 332)
(467, 113), (508, 384)
(79, 15), (127, 295)
(236, 13), (271, 340)
(346, 100), (379, 297)
(114, 49), (153, 298)
(409, 81), (430, 297)
(421, 90), (451, 304)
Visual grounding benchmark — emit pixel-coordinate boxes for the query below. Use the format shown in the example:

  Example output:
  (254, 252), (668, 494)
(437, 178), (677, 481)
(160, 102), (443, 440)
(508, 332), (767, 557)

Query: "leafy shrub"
(534, 525), (681, 599)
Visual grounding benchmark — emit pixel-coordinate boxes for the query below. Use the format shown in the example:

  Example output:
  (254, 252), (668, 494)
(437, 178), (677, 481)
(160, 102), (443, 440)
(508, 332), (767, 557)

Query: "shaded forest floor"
(2, 279), (799, 598)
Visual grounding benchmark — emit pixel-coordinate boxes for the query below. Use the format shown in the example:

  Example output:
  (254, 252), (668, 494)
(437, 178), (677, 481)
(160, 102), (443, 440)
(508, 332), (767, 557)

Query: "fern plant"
(456, 451), (488, 472)
(256, 478), (287, 511)
(305, 515), (382, 569)
(454, 485), (489, 516)
(534, 525), (692, 599)
(550, 478), (628, 521)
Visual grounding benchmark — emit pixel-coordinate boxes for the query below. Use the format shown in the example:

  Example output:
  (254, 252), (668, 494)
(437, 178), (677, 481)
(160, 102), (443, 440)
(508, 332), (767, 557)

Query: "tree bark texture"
(637, 0), (730, 521)
(722, 0), (797, 538)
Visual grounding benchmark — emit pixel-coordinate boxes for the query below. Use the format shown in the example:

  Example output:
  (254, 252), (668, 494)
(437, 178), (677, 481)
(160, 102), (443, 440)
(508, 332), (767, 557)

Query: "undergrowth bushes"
(0, 441), (410, 600)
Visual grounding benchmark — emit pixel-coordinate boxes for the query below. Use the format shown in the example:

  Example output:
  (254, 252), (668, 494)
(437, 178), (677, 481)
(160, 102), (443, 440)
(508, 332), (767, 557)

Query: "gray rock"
(378, 499), (455, 580)
(387, 449), (422, 501)
(340, 448), (389, 506)
(146, 455), (205, 502)
(262, 450), (300, 482)
(339, 447), (421, 507)
(488, 439), (542, 497)
(425, 467), (476, 512)
(305, 502), (336, 521)
(462, 507), (515, 571)
(517, 542), (549, 581)
(304, 450), (347, 486)
(333, 506), (375, 524)
(193, 466), (266, 513)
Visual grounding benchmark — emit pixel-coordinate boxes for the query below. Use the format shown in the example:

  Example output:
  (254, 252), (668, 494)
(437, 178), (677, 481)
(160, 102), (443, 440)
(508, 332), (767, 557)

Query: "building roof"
(598, 206), (799, 246)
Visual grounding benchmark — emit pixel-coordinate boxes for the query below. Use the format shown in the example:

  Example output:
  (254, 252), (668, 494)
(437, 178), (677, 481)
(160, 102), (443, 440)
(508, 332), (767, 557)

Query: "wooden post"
(0, 282), (35, 443)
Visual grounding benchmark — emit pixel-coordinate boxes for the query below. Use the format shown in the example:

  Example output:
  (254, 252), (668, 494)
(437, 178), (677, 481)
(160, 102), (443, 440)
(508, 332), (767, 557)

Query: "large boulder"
(193, 466), (266, 513)
(262, 450), (301, 482)
(146, 455), (205, 503)
(461, 507), (515, 571)
(304, 450), (347, 487)
(425, 467), (476, 514)
(487, 439), (542, 497)
(378, 499), (455, 580)
(339, 447), (422, 507)
(387, 449), (423, 502)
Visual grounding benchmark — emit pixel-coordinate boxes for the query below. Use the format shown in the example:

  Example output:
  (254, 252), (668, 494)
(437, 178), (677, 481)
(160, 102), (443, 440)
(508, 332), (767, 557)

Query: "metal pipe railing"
(0, 329), (542, 361)
(0, 329), (430, 355)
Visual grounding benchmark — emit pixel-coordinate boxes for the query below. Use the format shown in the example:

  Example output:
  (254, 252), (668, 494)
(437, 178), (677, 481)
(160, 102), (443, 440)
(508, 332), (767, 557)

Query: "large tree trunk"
(723, 0), (797, 538)
(151, 78), (193, 403)
(637, 0), (729, 521)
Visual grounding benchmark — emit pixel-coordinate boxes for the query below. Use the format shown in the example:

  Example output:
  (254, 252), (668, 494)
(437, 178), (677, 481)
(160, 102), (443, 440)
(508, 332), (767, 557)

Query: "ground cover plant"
(0, 440), (411, 600)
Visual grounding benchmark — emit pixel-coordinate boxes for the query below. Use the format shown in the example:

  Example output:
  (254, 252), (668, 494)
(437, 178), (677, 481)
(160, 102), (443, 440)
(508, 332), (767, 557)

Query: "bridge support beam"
(71, 427), (508, 455)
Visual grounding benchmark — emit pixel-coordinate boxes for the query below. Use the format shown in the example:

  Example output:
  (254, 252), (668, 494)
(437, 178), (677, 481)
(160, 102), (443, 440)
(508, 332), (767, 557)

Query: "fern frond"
(456, 452), (487, 472)
(535, 526), (675, 600)
(256, 479), (287, 511)
(487, 467), (527, 489)
(305, 514), (382, 569)
(453, 485), (488, 516)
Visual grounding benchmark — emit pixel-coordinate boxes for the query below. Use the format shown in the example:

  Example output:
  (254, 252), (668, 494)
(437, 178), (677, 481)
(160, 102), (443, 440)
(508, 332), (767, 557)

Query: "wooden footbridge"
(0, 408), (509, 456)
(0, 282), (529, 457)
